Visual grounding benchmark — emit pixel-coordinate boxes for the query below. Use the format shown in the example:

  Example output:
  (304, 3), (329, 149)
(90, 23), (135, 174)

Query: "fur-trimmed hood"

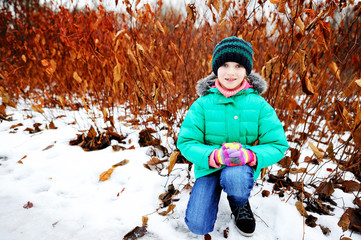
(196, 72), (268, 97)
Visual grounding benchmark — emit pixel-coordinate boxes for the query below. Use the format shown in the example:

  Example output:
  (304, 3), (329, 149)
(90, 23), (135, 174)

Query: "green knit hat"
(212, 37), (253, 76)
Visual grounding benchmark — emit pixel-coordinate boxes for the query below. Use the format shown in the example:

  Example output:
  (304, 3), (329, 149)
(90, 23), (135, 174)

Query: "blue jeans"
(185, 165), (254, 235)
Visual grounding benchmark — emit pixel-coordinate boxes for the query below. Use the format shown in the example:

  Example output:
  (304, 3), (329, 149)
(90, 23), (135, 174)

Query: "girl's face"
(217, 62), (246, 90)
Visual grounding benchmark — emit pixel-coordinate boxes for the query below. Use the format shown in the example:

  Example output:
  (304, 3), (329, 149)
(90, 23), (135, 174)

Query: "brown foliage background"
(1, 0), (361, 234)
(1, 0), (361, 185)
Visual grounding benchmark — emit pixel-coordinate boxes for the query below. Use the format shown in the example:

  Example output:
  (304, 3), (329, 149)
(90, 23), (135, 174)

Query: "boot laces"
(233, 203), (253, 221)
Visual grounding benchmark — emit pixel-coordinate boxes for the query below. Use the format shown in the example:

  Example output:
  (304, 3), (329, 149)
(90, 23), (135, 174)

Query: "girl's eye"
(222, 63), (228, 67)
(236, 64), (242, 68)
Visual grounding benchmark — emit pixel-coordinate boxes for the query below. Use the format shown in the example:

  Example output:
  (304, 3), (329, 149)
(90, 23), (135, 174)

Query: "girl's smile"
(224, 77), (237, 82)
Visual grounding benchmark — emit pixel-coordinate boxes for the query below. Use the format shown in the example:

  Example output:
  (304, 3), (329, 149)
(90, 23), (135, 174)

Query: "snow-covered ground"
(0, 103), (360, 240)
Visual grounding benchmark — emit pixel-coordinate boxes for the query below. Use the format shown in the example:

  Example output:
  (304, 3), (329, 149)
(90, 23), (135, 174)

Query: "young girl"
(177, 37), (289, 237)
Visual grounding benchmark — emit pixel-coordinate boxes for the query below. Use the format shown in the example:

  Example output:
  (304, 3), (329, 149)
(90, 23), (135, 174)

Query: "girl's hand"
(213, 143), (257, 167)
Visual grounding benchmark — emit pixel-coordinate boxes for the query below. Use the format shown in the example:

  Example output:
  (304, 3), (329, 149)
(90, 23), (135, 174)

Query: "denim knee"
(220, 165), (254, 206)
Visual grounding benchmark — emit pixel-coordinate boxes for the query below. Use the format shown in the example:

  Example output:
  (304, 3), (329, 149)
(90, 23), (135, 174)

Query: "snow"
(0, 102), (360, 240)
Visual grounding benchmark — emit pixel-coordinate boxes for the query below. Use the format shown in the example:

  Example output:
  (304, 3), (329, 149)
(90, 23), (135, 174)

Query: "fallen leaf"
(138, 128), (160, 147)
(99, 167), (114, 181)
(316, 181), (334, 198)
(87, 126), (97, 139)
(52, 221), (59, 227)
(339, 180), (361, 193)
(262, 190), (270, 197)
(112, 159), (129, 168)
(68, 120), (77, 125)
(42, 144), (54, 151)
(278, 156), (292, 168)
(305, 197), (333, 215)
(338, 209), (351, 232)
(319, 225), (331, 235)
(49, 121), (57, 129)
(24, 127), (35, 134)
(18, 155), (27, 163)
(296, 200), (308, 217)
(112, 145), (123, 151)
(159, 184), (179, 208)
(55, 115), (66, 119)
(326, 143), (335, 160)
(168, 151), (180, 175)
(123, 226), (147, 240)
(23, 201), (34, 209)
(308, 142), (324, 160)
(142, 216), (148, 227)
(261, 167), (268, 180)
(340, 208), (361, 232)
(10, 123), (23, 129)
(305, 214), (318, 228)
(304, 156), (318, 164)
(0, 104), (8, 121)
(33, 123), (42, 132)
(147, 157), (167, 166)
(143, 164), (152, 171)
(158, 204), (176, 216)
(223, 227), (229, 238)
(289, 167), (307, 174)
(117, 188), (126, 197)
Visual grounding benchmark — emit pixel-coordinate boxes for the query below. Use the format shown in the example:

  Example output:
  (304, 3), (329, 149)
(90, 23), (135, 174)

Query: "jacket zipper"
(225, 103), (229, 143)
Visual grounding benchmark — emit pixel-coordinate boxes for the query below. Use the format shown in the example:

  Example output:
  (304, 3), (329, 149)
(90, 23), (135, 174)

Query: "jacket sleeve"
(177, 99), (217, 170)
(248, 100), (289, 172)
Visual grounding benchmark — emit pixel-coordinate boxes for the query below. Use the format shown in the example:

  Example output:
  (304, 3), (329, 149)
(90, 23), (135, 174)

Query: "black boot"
(230, 201), (256, 237)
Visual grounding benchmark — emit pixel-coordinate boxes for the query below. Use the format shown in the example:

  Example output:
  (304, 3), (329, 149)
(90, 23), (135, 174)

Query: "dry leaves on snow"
(99, 159), (129, 182)
(157, 184), (180, 216)
(69, 126), (125, 151)
(167, 151), (179, 175)
(338, 208), (361, 233)
(123, 216), (148, 240)
(138, 128), (160, 147)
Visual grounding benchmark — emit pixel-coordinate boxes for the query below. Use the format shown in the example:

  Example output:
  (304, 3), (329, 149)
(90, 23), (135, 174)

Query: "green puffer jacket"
(177, 72), (289, 180)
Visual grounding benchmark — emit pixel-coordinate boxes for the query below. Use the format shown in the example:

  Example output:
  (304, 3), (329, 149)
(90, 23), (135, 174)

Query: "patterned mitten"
(214, 143), (256, 167)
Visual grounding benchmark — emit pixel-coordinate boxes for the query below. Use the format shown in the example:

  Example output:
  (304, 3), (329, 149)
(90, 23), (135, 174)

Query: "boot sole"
(234, 220), (255, 237)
